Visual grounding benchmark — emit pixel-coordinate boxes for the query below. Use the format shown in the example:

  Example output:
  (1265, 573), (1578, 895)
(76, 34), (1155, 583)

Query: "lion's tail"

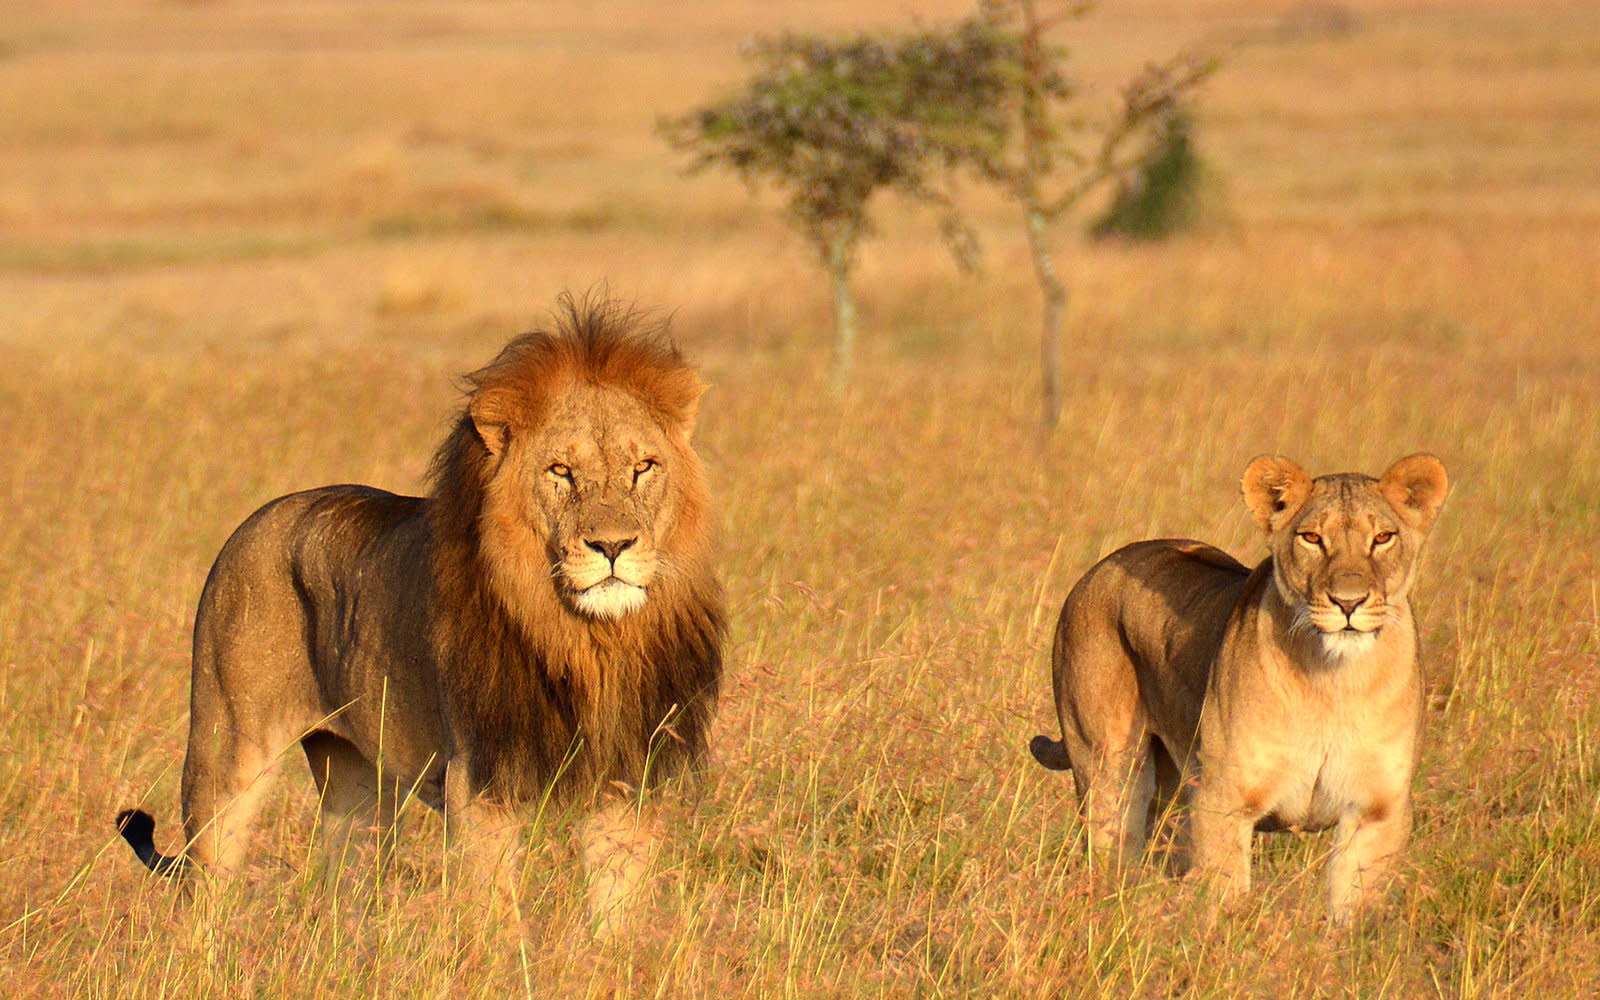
(1028, 734), (1074, 771)
(115, 809), (191, 877)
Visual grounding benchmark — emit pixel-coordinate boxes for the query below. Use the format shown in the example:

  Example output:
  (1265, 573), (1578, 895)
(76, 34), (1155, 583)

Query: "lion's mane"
(426, 298), (725, 804)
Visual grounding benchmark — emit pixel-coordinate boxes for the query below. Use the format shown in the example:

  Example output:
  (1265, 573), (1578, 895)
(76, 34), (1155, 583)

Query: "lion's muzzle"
(564, 529), (656, 619)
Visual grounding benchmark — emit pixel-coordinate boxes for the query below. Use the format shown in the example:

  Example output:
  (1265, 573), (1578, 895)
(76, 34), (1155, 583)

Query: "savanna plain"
(1, 1), (1598, 996)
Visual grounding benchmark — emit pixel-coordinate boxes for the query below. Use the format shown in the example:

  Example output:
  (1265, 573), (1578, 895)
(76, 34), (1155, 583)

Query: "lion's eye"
(1297, 531), (1322, 547)
(632, 458), (657, 484)
(548, 463), (573, 482)
(1373, 530), (1396, 546)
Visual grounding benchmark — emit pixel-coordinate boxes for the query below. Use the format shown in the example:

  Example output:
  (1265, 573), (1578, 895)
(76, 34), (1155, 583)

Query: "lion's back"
(201, 486), (422, 603)
(192, 486), (437, 739)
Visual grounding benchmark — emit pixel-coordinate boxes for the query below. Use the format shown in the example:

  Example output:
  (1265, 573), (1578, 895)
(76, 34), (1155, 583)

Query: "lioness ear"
(1241, 455), (1313, 533)
(1378, 453), (1449, 533)
(468, 388), (513, 458)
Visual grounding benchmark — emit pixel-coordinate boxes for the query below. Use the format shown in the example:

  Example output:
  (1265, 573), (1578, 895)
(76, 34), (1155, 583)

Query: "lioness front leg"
(444, 763), (527, 935)
(580, 798), (662, 941)
(1188, 783), (1257, 905)
(1327, 797), (1411, 925)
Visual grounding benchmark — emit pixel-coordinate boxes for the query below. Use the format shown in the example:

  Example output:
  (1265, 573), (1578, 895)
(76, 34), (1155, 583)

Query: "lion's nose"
(585, 536), (636, 564)
(1329, 593), (1367, 617)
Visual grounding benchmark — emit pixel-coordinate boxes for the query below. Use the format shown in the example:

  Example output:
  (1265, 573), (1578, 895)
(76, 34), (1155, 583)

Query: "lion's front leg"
(1327, 796), (1411, 926)
(443, 762), (527, 935)
(579, 797), (662, 941)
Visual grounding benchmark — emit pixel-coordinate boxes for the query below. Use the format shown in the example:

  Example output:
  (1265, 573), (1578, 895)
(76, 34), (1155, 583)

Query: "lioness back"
(1042, 539), (1251, 778)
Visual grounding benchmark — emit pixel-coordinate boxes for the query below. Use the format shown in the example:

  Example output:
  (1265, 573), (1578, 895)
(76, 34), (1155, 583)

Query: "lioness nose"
(1330, 593), (1367, 617)
(585, 536), (636, 564)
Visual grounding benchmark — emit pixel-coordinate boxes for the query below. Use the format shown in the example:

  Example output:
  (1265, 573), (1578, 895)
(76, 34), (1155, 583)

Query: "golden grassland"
(1, 0), (1598, 995)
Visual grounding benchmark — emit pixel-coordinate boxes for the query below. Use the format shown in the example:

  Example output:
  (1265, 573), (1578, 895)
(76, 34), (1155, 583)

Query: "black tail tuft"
(115, 808), (189, 877)
(115, 808), (154, 844)
(1029, 735), (1074, 771)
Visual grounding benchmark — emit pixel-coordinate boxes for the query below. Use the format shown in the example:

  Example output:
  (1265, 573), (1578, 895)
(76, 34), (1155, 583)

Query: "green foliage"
(946, 3), (1216, 222)
(1089, 107), (1207, 241)
(662, 24), (1016, 267)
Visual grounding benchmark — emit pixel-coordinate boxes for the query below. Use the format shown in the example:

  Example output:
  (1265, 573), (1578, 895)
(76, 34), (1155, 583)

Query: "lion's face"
(475, 381), (698, 622)
(1243, 454), (1449, 658)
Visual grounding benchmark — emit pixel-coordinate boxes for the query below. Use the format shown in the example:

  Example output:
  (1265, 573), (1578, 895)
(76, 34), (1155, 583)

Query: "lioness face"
(484, 383), (691, 621)
(1243, 454), (1449, 657)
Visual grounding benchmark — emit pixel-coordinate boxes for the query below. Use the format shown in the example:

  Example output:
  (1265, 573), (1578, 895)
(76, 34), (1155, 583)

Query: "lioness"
(1030, 454), (1448, 922)
(116, 296), (725, 937)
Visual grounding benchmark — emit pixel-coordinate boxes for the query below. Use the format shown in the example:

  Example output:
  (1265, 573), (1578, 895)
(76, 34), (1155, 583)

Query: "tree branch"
(1040, 50), (1216, 218)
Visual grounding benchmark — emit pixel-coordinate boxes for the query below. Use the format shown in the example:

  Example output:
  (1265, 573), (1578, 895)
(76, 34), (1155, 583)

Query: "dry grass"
(2, 0), (1598, 995)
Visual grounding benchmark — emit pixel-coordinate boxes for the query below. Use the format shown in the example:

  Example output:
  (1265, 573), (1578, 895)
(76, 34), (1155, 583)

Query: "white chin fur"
(1321, 630), (1378, 659)
(573, 580), (648, 620)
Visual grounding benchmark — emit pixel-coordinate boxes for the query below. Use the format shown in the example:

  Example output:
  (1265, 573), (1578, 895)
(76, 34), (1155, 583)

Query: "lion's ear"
(1378, 453), (1449, 533)
(1241, 455), (1313, 533)
(656, 370), (707, 444)
(469, 388), (514, 458)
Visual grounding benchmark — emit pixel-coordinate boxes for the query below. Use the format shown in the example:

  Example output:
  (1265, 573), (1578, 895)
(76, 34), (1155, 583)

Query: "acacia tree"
(663, 26), (1012, 389)
(955, 1), (1216, 429)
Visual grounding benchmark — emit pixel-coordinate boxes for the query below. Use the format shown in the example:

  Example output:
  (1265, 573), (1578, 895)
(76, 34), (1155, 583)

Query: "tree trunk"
(826, 230), (858, 392)
(1024, 204), (1066, 430)
(1017, 0), (1066, 431)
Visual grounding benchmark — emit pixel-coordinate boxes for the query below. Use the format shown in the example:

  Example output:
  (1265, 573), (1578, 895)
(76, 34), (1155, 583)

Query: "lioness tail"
(115, 809), (190, 877)
(1028, 735), (1073, 771)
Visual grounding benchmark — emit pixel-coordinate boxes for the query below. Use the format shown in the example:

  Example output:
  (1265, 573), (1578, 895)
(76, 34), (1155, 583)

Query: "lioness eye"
(1373, 530), (1396, 545)
(1297, 531), (1322, 546)
(549, 463), (573, 482)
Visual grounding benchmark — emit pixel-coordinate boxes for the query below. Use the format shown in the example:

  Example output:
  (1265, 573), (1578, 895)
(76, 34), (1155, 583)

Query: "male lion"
(1029, 454), (1448, 923)
(116, 296), (725, 936)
